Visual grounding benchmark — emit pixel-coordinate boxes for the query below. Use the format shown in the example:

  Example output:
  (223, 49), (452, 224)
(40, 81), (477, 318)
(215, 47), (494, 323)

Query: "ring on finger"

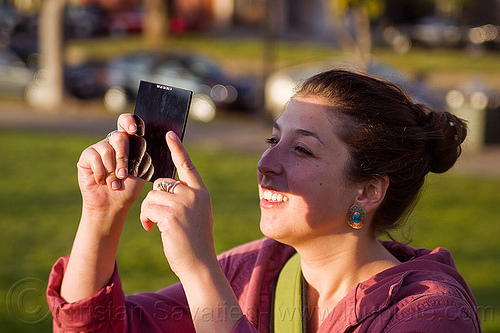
(169, 181), (181, 193)
(106, 130), (118, 143)
(156, 180), (181, 194)
(156, 181), (171, 192)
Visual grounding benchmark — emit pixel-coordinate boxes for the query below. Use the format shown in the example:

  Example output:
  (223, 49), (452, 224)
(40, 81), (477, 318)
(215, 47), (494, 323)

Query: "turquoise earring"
(347, 205), (366, 229)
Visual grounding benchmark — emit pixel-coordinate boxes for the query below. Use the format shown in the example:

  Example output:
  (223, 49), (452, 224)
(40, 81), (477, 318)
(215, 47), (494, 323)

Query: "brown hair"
(295, 69), (467, 236)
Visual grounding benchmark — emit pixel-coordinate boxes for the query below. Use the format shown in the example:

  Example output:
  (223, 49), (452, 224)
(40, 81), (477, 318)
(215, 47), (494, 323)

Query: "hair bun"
(425, 111), (467, 173)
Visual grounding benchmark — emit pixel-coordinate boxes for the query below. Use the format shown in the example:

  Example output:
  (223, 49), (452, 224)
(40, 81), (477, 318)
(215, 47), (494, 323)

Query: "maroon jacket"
(47, 238), (481, 332)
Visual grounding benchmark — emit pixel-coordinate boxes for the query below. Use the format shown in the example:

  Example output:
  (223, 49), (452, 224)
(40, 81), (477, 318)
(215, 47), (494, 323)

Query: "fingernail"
(112, 180), (121, 190)
(167, 131), (178, 140)
(129, 124), (137, 133)
(117, 168), (127, 178)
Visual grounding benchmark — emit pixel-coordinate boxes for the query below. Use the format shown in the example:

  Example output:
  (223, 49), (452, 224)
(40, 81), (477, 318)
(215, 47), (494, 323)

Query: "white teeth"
(263, 190), (289, 203)
(264, 191), (273, 200)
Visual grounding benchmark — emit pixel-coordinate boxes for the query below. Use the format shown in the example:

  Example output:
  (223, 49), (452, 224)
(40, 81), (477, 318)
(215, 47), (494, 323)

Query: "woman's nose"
(257, 147), (283, 176)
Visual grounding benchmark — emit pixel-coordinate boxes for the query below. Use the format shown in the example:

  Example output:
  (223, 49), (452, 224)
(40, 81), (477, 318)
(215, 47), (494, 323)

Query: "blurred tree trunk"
(327, 0), (384, 69)
(34, 0), (65, 111)
(143, 0), (169, 44)
(261, 0), (276, 119)
(351, 3), (371, 66)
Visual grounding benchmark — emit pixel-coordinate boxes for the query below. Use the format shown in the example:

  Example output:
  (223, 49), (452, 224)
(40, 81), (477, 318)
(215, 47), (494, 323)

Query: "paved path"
(1, 99), (499, 178)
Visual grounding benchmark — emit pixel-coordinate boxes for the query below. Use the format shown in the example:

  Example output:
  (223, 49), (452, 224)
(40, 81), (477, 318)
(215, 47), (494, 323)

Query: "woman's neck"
(294, 233), (400, 331)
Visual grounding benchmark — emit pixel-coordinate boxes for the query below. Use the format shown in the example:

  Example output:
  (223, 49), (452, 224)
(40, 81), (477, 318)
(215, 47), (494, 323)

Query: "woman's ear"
(355, 176), (389, 213)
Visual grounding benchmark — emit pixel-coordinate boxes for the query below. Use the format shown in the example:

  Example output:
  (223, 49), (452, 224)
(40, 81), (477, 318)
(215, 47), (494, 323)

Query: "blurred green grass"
(0, 129), (499, 332)
(0, 129), (263, 332)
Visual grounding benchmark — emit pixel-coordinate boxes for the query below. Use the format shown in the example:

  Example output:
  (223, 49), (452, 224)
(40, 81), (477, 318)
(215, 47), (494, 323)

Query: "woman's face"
(257, 96), (361, 245)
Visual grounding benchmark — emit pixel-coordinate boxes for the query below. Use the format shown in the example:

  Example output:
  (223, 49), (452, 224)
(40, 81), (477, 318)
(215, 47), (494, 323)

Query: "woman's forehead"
(277, 97), (339, 129)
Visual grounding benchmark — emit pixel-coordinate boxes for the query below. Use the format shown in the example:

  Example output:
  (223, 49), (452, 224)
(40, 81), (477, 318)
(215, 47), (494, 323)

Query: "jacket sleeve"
(47, 238), (279, 332)
(46, 256), (195, 333)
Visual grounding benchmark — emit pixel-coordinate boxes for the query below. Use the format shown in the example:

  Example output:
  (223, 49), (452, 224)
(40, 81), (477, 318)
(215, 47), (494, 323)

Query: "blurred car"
(103, 7), (143, 36)
(0, 48), (35, 100)
(265, 59), (447, 119)
(64, 59), (109, 100)
(445, 79), (500, 146)
(8, 13), (38, 64)
(382, 16), (467, 53)
(176, 52), (260, 111)
(9, 4), (104, 63)
(467, 24), (500, 51)
(0, 4), (22, 48)
(64, 4), (105, 39)
(103, 51), (215, 121)
(103, 50), (260, 121)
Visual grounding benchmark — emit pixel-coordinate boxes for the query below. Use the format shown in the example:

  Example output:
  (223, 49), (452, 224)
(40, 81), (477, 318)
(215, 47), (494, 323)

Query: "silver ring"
(156, 181), (172, 192)
(169, 181), (181, 193)
(106, 130), (118, 143)
(156, 180), (181, 193)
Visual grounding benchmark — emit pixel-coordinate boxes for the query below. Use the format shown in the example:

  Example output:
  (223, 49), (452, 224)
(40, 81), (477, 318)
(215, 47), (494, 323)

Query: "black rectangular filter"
(133, 80), (192, 181)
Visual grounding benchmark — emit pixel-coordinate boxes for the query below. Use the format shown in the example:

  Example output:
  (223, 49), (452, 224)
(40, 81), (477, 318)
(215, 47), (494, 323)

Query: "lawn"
(0, 129), (263, 332)
(0, 128), (498, 332)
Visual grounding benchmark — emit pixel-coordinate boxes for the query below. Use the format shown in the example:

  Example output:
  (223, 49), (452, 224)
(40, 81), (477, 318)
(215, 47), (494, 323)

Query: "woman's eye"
(266, 137), (278, 146)
(295, 145), (314, 156)
(265, 138), (314, 156)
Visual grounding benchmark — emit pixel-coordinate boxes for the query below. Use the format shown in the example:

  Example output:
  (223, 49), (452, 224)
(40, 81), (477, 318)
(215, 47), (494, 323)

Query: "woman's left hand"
(140, 131), (216, 277)
(140, 131), (244, 332)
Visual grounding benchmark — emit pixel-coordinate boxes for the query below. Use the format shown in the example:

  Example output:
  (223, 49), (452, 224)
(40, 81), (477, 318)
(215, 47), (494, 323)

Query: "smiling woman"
(46, 69), (481, 333)
(258, 97), (361, 246)
(295, 70), (467, 236)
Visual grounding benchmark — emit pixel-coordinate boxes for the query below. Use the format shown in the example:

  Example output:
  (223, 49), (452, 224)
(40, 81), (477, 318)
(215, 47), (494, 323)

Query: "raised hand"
(61, 114), (153, 302)
(140, 131), (216, 276)
(140, 131), (243, 332)
(77, 114), (153, 211)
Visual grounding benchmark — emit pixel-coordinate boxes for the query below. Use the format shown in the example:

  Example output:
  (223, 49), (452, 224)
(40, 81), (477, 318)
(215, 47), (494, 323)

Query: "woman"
(47, 70), (481, 332)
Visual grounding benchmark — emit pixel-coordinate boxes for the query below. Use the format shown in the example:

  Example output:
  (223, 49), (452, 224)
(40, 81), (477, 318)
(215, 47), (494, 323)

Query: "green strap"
(274, 252), (303, 332)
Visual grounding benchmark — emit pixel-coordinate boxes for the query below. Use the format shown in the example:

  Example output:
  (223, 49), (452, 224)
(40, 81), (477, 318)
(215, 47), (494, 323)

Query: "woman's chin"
(260, 219), (283, 240)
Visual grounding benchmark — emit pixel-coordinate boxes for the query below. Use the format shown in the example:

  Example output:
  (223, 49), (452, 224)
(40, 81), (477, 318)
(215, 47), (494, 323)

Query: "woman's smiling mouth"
(262, 190), (289, 203)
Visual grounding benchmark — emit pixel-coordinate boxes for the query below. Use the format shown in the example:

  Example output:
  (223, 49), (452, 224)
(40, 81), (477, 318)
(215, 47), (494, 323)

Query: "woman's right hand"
(77, 113), (153, 212)
(61, 113), (153, 303)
